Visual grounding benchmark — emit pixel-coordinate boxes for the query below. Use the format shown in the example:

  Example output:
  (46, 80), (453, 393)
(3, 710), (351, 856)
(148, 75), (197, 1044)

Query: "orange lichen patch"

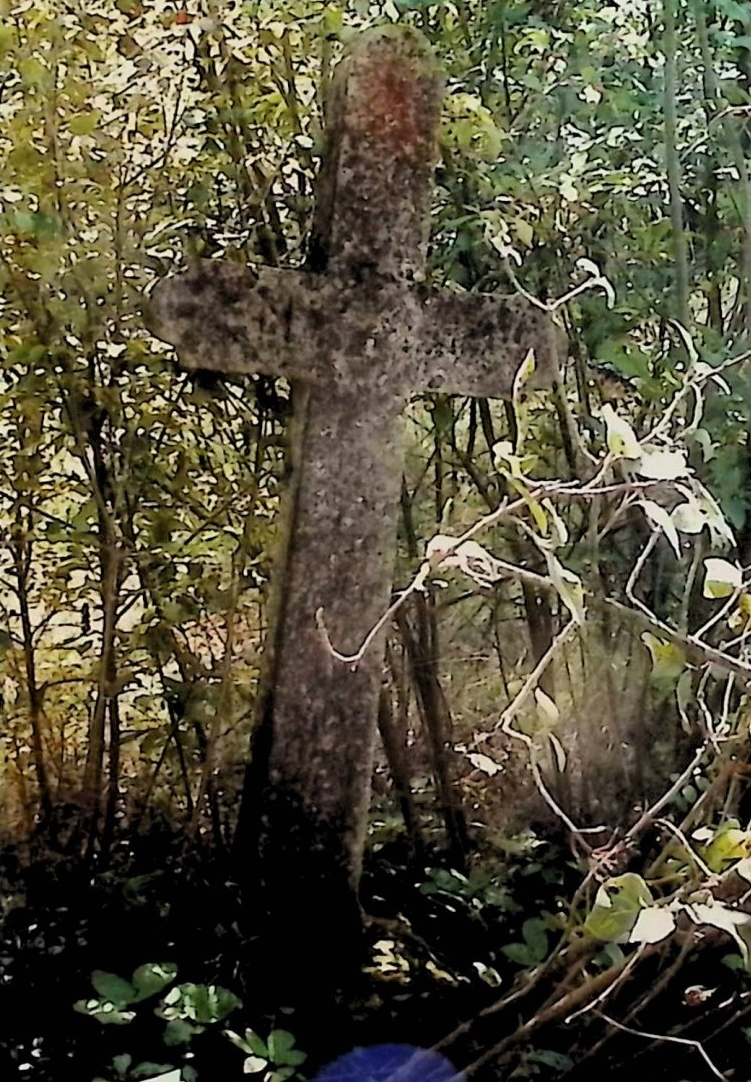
(349, 53), (435, 159)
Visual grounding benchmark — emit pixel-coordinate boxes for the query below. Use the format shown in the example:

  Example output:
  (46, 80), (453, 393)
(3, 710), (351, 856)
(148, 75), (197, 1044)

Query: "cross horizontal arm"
(414, 289), (559, 400)
(144, 261), (319, 381)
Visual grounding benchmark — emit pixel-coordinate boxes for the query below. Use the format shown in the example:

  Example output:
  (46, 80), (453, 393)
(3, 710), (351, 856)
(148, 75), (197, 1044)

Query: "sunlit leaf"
(692, 428), (716, 462)
(426, 536), (503, 588)
(545, 553), (585, 624)
(541, 497), (568, 548)
(697, 825), (751, 872)
(243, 1056), (269, 1074)
(672, 500), (706, 534)
(629, 906), (675, 944)
(703, 557), (742, 599)
(640, 500), (681, 558)
(514, 218), (534, 248)
(511, 347), (537, 440)
(73, 997), (136, 1025)
(575, 257), (616, 307)
(637, 448), (689, 481)
(467, 753), (503, 777)
(602, 404), (640, 459)
(641, 633), (685, 681)
(548, 732), (567, 772)
(699, 490), (737, 548)
(684, 902), (751, 968)
(534, 688), (559, 727)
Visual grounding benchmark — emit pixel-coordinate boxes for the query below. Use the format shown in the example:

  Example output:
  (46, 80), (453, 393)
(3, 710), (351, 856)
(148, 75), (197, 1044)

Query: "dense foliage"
(5, 0), (751, 1079)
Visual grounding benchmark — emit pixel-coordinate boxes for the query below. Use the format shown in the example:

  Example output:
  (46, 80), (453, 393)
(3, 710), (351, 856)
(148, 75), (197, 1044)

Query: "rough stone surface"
(145, 25), (559, 975)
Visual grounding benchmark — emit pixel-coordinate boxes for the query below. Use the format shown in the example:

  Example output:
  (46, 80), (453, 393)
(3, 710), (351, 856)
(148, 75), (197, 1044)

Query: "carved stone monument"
(145, 24), (558, 978)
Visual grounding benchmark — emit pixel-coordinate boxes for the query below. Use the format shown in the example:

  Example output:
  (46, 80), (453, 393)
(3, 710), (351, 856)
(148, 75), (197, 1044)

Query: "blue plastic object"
(312, 1044), (465, 1082)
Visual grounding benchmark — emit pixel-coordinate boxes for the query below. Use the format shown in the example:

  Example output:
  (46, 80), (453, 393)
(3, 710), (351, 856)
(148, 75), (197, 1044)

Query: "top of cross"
(308, 26), (443, 282)
(146, 26), (560, 402)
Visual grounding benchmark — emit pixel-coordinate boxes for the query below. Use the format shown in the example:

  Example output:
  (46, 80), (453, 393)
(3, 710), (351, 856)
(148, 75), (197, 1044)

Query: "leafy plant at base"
(226, 1028), (307, 1081)
(93, 1054), (192, 1082)
(74, 963), (178, 1024)
(419, 866), (517, 913)
(158, 982), (243, 1044)
(74, 961), (243, 1062)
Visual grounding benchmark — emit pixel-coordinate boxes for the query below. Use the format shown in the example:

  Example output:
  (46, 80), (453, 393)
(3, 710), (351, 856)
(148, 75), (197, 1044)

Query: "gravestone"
(145, 25), (558, 975)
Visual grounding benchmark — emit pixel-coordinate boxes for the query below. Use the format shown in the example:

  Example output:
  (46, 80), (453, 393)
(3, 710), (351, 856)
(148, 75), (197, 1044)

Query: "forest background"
(4, 1), (751, 1080)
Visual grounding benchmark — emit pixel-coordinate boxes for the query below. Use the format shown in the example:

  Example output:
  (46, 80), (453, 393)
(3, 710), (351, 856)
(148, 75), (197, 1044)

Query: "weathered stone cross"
(146, 25), (557, 961)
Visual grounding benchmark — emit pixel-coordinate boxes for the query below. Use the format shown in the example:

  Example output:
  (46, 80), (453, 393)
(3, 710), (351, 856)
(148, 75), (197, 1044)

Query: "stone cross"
(145, 25), (557, 971)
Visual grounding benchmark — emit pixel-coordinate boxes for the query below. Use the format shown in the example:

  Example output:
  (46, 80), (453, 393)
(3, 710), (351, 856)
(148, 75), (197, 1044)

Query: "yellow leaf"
(69, 112), (101, 136)
(641, 633), (685, 680)
(514, 219), (534, 248)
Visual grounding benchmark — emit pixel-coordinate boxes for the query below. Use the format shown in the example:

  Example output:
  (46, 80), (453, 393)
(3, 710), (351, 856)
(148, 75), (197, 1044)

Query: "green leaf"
(113, 1054), (132, 1076)
(593, 942), (625, 968)
(163, 1019), (203, 1046)
(73, 998), (136, 1025)
(132, 962), (178, 1002)
(18, 56), (46, 85)
(160, 983), (242, 1025)
(521, 918), (549, 961)
(698, 825), (751, 871)
(69, 111), (101, 136)
(500, 942), (535, 966)
(90, 970), (137, 1007)
(227, 1029), (268, 1057)
(514, 218), (534, 248)
(676, 670), (693, 716)
(692, 428), (717, 462)
(131, 1065), (177, 1079)
(267, 1031), (297, 1058)
(117, 34), (141, 58)
(115, 0), (143, 14)
(716, 0), (751, 20)
(0, 25), (15, 54)
(527, 1050), (574, 1071)
(267, 1030), (305, 1066)
(584, 873), (654, 943)
(396, 0), (449, 8)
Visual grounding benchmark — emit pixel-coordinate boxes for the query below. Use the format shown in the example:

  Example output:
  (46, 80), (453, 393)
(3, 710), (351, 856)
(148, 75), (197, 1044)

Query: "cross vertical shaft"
(143, 25), (559, 998)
